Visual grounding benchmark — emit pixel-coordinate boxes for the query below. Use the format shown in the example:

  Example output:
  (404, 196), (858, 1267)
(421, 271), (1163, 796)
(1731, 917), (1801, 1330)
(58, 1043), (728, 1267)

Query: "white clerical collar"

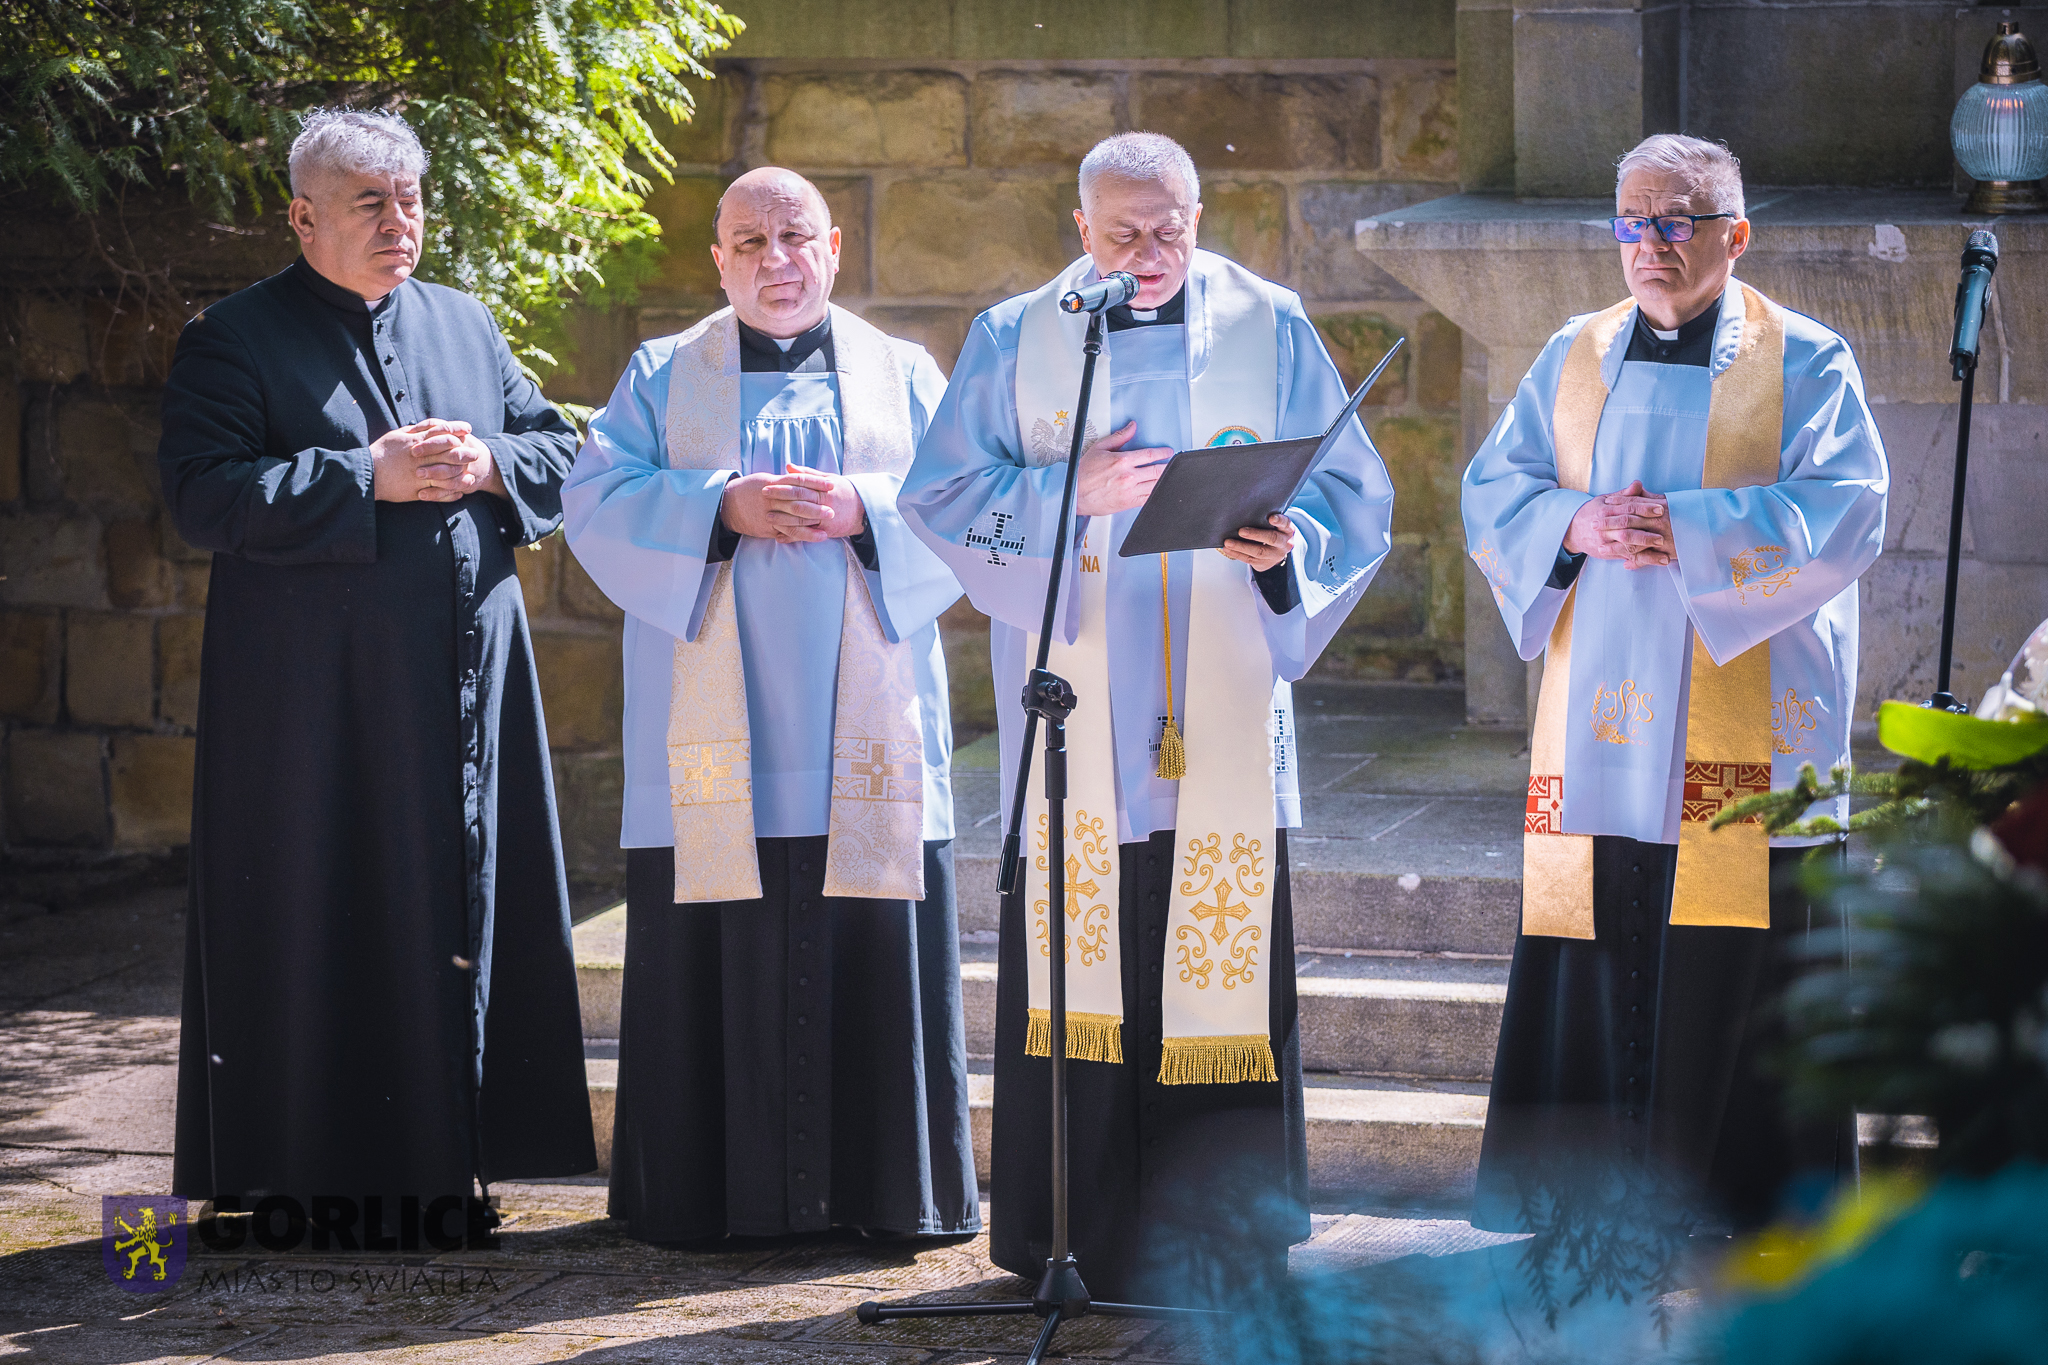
(1649, 324), (1679, 341)
(772, 334), (795, 352)
(1129, 307), (1158, 322)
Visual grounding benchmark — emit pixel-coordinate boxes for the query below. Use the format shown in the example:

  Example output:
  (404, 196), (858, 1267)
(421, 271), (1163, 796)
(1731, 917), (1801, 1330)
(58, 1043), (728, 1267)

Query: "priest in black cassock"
(564, 168), (977, 1243)
(161, 108), (595, 1242)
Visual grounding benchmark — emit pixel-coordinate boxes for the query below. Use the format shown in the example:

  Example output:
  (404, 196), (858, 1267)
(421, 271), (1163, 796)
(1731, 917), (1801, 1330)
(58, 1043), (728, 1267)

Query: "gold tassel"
(1157, 1034), (1278, 1085)
(1156, 554), (1184, 779)
(1025, 1008), (1125, 1064)
(1156, 718), (1187, 781)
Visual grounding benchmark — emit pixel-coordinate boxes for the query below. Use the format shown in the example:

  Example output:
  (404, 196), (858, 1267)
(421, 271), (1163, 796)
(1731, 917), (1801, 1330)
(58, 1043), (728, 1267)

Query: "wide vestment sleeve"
(475, 309), (581, 545)
(158, 308), (379, 564)
(845, 344), (964, 643)
(1258, 294), (1397, 680)
(562, 339), (733, 643)
(895, 301), (1085, 636)
(1665, 325), (1889, 665)
(1460, 319), (1597, 660)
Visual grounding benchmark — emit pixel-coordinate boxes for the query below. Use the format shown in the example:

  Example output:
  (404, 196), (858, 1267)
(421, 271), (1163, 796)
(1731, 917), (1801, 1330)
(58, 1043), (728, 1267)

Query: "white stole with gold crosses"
(661, 304), (926, 905)
(1014, 250), (1285, 1085)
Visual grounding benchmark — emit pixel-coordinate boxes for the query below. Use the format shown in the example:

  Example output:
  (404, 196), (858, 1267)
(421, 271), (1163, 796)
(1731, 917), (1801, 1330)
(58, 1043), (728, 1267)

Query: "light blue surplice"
(1462, 277), (1889, 843)
(563, 331), (958, 846)
(900, 264), (1396, 844)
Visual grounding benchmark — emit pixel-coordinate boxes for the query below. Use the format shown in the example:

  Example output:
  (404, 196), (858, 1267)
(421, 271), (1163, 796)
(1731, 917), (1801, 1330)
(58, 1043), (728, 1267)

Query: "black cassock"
(610, 841), (980, 1242)
(1473, 838), (1857, 1234)
(991, 830), (1311, 1306)
(161, 260), (596, 1218)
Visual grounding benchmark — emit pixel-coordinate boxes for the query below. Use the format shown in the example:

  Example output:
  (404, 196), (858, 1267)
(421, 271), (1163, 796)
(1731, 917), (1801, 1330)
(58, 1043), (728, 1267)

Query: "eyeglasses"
(1609, 213), (1735, 243)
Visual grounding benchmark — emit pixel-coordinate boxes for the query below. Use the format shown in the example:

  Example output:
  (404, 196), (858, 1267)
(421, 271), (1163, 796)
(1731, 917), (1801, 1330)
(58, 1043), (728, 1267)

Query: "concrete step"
(958, 955), (1507, 1082)
(578, 904), (1506, 1084)
(581, 1046), (1482, 1203)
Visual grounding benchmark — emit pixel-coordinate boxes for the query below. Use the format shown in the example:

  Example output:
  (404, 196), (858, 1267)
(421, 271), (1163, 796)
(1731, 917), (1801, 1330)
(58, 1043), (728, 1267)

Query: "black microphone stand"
(1927, 231), (1997, 713)
(856, 309), (1228, 1361)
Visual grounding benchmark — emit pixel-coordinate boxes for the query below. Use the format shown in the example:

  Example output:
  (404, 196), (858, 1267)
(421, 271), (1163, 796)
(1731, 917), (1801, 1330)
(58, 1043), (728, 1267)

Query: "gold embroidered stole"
(1526, 283), (1783, 937)
(1016, 251), (1283, 1084)
(663, 305), (926, 905)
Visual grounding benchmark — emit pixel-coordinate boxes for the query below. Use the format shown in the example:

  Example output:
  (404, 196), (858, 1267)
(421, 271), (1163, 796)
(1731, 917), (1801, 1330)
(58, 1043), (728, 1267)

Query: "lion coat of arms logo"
(103, 1195), (187, 1292)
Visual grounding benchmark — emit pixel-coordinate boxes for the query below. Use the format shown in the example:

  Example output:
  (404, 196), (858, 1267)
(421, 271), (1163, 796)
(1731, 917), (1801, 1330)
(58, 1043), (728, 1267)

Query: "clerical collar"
(1624, 297), (1719, 367)
(738, 314), (834, 373)
(291, 257), (400, 317)
(1106, 285), (1186, 332)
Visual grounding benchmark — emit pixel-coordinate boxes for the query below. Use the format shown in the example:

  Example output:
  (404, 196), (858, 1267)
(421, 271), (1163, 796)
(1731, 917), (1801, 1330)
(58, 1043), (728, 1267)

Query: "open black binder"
(1116, 336), (1403, 558)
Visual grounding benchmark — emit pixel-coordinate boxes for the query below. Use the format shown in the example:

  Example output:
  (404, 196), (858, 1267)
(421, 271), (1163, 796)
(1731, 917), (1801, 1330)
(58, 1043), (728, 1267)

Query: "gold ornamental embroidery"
(1471, 538), (1510, 609)
(673, 741), (751, 804)
(1771, 686), (1819, 754)
(1174, 833), (1266, 991)
(1590, 680), (1655, 746)
(1732, 544), (1799, 605)
(1032, 809), (1116, 968)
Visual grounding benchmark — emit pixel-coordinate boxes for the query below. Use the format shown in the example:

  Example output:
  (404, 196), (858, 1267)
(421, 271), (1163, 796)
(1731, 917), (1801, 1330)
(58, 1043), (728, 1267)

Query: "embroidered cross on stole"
(1014, 250), (1285, 1084)
(662, 305), (926, 905)
(1524, 283), (1784, 937)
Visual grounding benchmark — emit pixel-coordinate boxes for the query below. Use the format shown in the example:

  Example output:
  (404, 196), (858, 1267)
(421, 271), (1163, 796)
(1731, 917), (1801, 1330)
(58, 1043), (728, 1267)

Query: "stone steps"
(579, 1051), (1486, 1203)
(574, 896), (1504, 1203)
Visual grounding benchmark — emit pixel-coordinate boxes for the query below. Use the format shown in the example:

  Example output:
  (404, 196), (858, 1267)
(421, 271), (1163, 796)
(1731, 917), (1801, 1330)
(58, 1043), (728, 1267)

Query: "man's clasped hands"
(370, 418), (508, 502)
(1563, 479), (1678, 570)
(721, 465), (867, 543)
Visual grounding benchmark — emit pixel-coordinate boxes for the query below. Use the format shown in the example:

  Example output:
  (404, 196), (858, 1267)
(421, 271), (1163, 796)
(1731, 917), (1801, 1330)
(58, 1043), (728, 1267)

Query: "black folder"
(1116, 337), (1402, 558)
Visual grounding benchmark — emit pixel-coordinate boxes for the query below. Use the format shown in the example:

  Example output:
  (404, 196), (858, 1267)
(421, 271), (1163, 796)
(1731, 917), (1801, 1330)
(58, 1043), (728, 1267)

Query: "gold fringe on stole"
(1024, 1008), (1125, 1064)
(1158, 1034), (1279, 1086)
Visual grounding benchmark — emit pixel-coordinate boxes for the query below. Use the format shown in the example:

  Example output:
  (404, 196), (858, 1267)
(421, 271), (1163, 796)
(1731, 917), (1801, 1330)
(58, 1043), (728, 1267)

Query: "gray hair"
(1615, 134), (1744, 218)
(1078, 132), (1200, 211)
(289, 108), (428, 197)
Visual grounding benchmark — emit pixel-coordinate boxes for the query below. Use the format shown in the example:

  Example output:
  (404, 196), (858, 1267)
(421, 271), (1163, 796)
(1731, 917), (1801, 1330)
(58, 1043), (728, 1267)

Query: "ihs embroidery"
(1731, 544), (1799, 604)
(1772, 686), (1820, 754)
(1590, 680), (1655, 746)
(965, 510), (1026, 566)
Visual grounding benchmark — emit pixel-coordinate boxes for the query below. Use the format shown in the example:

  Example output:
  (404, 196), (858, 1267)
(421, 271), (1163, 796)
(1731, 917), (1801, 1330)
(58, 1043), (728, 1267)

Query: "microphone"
(1059, 271), (1139, 315)
(1951, 228), (1999, 381)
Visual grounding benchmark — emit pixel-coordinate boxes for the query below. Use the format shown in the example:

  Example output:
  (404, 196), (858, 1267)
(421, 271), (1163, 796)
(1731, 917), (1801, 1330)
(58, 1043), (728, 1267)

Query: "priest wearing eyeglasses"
(1462, 134), (1889, 1233)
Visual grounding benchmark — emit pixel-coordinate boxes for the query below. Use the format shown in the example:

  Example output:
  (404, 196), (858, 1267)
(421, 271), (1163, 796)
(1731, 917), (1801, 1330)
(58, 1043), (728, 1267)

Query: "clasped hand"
(371, 419), (505, 503)
(1074, 420), (1298, 573)
(1563, 479), (1676, 570)
(722, 464), (866, 543)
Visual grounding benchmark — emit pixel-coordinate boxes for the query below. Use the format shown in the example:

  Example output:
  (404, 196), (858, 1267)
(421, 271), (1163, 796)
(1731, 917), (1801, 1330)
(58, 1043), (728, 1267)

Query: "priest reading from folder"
(1463, 135), (1888, 1233)
(902, 132), (1396, 1301)
(563, 167), (978, 1243)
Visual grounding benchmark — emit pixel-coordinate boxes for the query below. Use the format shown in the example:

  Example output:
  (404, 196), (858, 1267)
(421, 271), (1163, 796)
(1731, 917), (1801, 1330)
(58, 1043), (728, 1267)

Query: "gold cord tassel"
(1156, 554), (1186, 780)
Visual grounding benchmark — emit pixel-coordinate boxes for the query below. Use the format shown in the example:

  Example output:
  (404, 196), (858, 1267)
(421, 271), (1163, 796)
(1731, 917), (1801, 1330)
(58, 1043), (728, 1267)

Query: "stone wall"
(0, 242), (273, 895)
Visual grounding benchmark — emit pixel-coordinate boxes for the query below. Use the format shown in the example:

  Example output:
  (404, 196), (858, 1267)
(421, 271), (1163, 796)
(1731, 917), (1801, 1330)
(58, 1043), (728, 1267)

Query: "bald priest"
(902, 132), (1397, 1301)
(1463, 134), (1888, 1234)
(564, 168), (978, 1243)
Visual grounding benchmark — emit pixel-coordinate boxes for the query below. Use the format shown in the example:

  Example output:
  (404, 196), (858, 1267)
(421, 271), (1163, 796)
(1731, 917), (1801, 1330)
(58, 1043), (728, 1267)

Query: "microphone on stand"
(1928, 227), (2001, 712)
(1951, 228), (1999, 380)
(1059, 271), (1139, 314)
